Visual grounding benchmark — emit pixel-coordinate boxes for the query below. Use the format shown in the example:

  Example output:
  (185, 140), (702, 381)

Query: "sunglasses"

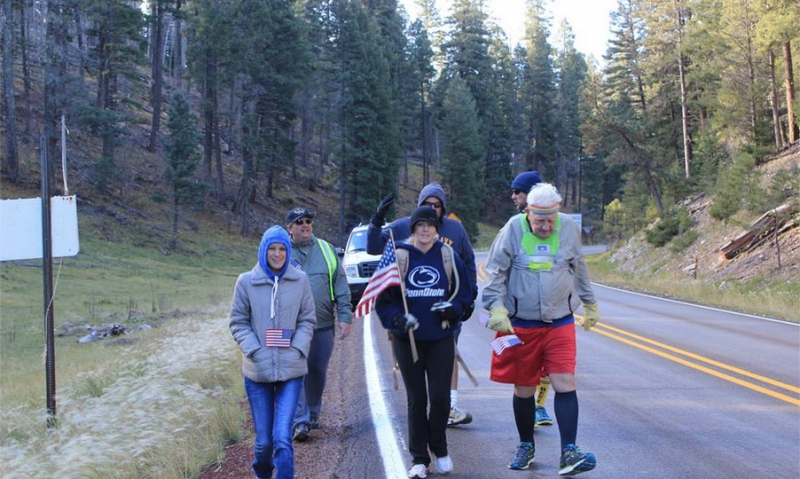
(513, 190), (526, 195)
(422, 201), (442, 209)
(293, 218), (313, 225)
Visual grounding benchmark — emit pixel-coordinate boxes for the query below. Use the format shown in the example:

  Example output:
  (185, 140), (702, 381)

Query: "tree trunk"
(148, 1), (165, 152)
(202, 53), (214, 184)
(783, 41), (797, 143)
(769, 50), (785, 148)
(173, 0), (183, 90)
(20, 0), (32, 139)
(2, 0), (19, 181)
(676, 1), (691, 178)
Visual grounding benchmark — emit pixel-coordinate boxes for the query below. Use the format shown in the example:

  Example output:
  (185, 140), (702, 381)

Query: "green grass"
(586, 253), (799, 322)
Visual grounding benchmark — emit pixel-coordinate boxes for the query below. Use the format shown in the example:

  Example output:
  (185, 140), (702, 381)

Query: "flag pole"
(389, 230), (418, 363)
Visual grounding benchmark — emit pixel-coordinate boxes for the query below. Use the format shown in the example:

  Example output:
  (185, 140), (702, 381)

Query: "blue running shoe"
(559, 444), (596, 476)
(508, 442), (535, 470)
(535, 406), (553, 426)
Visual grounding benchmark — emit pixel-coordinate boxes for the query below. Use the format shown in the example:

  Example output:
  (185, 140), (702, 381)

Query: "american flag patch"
(491, 334), (523, 356)
(265, 329), (293, 348)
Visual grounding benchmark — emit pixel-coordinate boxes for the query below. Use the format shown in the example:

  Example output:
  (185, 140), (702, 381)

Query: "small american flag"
(354, 239), (402, 318)
(491, 334), (523, 356)
(265, 329), (293, 348)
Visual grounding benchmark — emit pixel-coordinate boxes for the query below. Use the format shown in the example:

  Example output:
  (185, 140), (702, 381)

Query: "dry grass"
(0, 311), (245, 479)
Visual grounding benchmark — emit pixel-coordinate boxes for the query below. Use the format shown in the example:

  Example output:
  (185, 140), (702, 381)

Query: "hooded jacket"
(482, 213), (596, 322)
(366, 182), (477, 297)
(229, 226), (317, 383)
(374, 240), (472, 341)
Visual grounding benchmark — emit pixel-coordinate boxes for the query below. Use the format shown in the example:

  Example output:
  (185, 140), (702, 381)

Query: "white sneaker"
(407, 463), (429, 478)
(447, 406), (473, 426)
(435, 455), (453, 474)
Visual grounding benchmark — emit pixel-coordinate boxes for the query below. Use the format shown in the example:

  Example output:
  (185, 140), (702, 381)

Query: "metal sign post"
(40, 137), (57, 427)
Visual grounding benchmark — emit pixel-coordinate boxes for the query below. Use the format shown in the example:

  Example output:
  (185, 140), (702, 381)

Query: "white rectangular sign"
(567, 213), (582, 231)
(0, 196), (80, 261)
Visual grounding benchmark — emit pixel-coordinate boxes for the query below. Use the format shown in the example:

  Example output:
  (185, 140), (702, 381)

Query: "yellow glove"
(582, 303), (599, 331)
(487, 306), (513, 333)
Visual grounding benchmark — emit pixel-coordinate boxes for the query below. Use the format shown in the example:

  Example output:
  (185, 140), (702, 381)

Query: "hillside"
(604, 144), (799, 319)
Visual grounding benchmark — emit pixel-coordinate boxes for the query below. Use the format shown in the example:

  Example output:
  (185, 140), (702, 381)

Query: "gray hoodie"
(229, 226), (317, 383)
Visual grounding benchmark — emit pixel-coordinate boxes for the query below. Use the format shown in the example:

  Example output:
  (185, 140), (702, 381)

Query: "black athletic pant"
(393, 335), (455, 466)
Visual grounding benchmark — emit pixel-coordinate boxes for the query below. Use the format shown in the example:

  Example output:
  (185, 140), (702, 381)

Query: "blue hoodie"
(258, 225), (292, 281)
(367, 182), (477, 297)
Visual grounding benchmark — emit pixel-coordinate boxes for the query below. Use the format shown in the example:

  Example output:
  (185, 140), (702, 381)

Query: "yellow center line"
(589, 323), (800, 406)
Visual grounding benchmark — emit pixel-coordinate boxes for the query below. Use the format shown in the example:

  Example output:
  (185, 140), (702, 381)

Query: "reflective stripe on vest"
(519, 213), (561, 271)
(316, 238), (337, 301)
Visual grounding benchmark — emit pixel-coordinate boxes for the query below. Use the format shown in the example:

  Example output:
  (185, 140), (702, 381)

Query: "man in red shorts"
(482, 182), (600, 476)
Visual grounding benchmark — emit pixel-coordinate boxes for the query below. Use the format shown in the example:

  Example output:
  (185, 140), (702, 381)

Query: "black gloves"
(431, 301), (460, 328)
(461, 301), (475, 322)
(392, 314), (419, 332)
(370, 193), (395, 227)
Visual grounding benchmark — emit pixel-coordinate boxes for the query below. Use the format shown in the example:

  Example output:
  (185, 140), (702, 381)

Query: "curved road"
(361, 252), (800, 478)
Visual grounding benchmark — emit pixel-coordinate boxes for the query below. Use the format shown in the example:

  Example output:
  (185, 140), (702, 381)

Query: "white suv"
(342, 224), (381, 303)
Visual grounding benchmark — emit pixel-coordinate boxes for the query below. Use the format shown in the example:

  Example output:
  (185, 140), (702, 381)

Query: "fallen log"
(720, 202), (798, 260)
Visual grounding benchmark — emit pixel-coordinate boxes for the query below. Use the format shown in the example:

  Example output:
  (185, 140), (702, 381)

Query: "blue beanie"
(258, 225), (292, 281)
(511, 171), (543, 193)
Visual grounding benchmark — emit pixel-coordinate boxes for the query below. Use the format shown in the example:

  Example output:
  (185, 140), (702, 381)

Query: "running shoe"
(559, 444), (596, 476)
(508, 441), (536, 470)
(535, 405), (553, 426)
(447, 406), (473, 426)
(435, 455), (453, 474)
(407, 463), (429, 478)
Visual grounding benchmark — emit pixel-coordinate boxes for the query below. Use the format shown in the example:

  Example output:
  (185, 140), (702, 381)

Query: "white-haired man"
(482, 183), (600, 476)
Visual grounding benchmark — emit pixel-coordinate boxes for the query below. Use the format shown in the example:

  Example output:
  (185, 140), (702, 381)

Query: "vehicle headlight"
(345, 265), (359, 278)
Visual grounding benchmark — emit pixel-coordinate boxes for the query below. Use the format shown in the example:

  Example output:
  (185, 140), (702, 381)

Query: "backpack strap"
(396, 248), (409, 279)
(440, 243), (459, 302)
(315, 238), (338, 302)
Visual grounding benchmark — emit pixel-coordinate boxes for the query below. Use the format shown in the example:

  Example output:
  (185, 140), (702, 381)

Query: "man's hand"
(338, 322), (352, 339)
(370, 193), (395, 227)
(487, 306), (513, 333)
(582, 303), (599, 331)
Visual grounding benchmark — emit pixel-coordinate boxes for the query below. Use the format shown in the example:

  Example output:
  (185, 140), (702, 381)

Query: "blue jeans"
(244, 376), (303, 479)
(294, 326), (335, 428)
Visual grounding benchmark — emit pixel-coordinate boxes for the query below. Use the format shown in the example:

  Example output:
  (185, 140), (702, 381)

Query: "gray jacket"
(229, 262), (317, 383)
(482, 213), (596, 322)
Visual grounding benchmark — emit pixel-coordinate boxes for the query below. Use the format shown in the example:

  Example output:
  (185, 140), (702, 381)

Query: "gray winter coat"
(229, 262), (317, 383)
(482, 213), (596, 322)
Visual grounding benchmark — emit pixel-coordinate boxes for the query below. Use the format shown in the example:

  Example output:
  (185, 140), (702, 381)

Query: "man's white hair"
(527, 183), (562, 210)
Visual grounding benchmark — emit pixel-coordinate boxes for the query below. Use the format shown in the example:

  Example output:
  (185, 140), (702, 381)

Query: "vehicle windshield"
(347, 230), (368, 253)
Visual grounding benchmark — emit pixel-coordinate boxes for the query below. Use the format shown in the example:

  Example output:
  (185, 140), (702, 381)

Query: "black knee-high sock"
(554, 391), (579, 450)
(513, 395), (537, 443)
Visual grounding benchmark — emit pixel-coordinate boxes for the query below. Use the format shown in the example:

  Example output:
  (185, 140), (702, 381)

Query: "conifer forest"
(1, 0), (798, 241)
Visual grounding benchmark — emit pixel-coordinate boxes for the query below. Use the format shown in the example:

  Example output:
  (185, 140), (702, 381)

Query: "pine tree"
(441, 75), (485, 240)
(164, 91), (203, 249)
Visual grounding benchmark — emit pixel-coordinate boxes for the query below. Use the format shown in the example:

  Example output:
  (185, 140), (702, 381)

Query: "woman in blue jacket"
(375, 207), (473, 479)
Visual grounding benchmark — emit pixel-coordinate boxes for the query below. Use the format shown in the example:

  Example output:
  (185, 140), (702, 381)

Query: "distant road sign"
(568, 213), (582, 230)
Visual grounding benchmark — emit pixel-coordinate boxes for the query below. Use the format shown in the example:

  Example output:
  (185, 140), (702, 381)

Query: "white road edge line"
(593, 282), (796, 325)
(364, 311), (406, 477)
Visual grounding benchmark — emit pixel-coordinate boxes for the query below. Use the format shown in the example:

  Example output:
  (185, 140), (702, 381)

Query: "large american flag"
(354, 239), (402, 318)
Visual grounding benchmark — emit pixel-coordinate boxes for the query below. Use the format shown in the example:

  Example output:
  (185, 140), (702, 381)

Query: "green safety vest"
(519, 213), (561, 271)
(316, 238), (338, 301)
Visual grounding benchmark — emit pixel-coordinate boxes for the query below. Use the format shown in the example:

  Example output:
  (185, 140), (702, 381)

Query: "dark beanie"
(409, 206), (441, 231)
(511, 171), (543, 193)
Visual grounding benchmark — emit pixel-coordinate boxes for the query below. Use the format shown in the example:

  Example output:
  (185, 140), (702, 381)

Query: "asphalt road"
(366, 252), (800, 478)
